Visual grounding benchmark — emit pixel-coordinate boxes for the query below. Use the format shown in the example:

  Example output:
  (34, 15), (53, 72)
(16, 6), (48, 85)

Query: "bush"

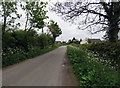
(2, 30), (57, 68)
(2, 30), (38, 52)
(85, 42), (120, 67)
(2, 32), (16, 52)
(2, 44), (61, 68)
(67, 46), (119, 87)
(37, 34), (54, 49)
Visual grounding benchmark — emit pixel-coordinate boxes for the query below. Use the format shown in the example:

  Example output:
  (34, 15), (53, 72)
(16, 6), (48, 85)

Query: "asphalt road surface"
(2, 46), (78, 86)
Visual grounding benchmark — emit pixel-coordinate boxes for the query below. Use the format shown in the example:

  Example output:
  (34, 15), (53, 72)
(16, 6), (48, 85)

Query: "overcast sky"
(44, 0), (106, 42)
(46, 10), (106, 41)
(16, 0), (107, 42)
(2, 0), (120, 42)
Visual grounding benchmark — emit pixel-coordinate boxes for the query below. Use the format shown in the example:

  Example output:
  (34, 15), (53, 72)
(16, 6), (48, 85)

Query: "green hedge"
(85, 42), (120, 67)
(2, 45), (61, 68)
(2, 30), (62, 68)
(67, 46), (119, 87)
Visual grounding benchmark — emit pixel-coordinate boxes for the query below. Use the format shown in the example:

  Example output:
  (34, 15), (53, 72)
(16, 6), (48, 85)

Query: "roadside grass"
(67, 46), (119, 87)
(2, 44), (63, 68)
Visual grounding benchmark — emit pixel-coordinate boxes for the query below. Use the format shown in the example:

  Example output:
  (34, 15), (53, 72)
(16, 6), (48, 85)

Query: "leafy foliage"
(67, 46), (119, 87)
(1, 1), (62, 68)
(48, 20), (62, 43)
(2, 30), (55, 67)
(38, 34), (53, 49)
(85, 42), (120, 67)
(2, 30), (38, 52)
(2, 44), (61, 68)
(0, 1), (21, 34)
(20, 1), (48, 31)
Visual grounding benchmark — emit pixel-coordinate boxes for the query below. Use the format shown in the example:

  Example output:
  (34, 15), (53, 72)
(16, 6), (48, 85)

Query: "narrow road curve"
(3, 46), (78, 86)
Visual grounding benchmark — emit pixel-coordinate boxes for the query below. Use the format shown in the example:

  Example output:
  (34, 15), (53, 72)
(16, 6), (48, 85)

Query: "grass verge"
(2, 44), (62, 68)
(67, 46), (119, 87)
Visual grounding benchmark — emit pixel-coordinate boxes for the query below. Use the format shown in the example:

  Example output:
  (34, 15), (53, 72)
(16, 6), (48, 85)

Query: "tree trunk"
(42, 28), (44, 34)
(107, 23), (119, 43)
(2, 3), (7, 35)
(2, 16), (6, 35)
(25, 13), (29, 31)
(103, 2), (120, 43)
(52, 36), (56, 46)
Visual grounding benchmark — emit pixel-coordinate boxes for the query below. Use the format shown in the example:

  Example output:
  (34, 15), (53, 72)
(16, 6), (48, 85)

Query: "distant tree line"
(68, 37), (82, 44)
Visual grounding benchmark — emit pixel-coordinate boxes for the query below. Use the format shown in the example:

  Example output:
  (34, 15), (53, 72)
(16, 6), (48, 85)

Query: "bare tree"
(51, 0), (120, 43)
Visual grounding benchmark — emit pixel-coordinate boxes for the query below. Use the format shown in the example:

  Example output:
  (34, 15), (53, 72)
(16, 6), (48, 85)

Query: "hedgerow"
(2, 30), (62, 67)
(2, 44), (61, 68)
(67, 46), (119, 87)
(85, 42), (120, 67)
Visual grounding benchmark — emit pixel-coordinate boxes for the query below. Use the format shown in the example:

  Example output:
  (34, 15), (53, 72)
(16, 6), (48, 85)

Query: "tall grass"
(67, 46), (119, 87)
(2, 44), (62, 68)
